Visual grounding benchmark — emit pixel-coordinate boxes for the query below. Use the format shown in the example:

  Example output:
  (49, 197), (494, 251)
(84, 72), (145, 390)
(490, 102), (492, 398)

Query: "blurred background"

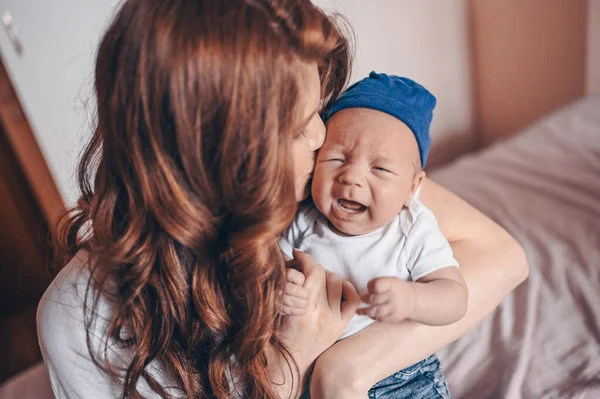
(0, 0), (598, 394)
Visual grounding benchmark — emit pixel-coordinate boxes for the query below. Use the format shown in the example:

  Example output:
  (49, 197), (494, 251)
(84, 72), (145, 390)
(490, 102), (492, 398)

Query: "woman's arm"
(310, 178), (529, 397)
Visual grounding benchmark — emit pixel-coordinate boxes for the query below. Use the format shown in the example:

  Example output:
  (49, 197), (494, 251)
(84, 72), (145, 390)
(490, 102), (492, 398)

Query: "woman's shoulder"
(36, 250), (124, 397)
(37, 251), (105, 342)
(37, 251), (179, 398)
(37, 250), (97, 343)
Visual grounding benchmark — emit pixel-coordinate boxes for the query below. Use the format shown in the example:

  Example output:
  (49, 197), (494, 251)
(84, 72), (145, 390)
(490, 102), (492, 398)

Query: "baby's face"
(312, 108), (423, 236)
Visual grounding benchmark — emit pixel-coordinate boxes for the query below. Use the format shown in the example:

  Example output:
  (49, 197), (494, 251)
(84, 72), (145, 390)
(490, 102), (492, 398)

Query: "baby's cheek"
(376, 182), (406, 213)
(377, 181), (398, 198)
(311, 169), (330, 205)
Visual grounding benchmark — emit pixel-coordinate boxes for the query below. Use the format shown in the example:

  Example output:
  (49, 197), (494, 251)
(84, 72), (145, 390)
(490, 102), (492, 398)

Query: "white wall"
(314, 0), (475, 167)
(587, 0), (600, 93)
(0, 0), (474, 206)
(0, 0), (121, 205)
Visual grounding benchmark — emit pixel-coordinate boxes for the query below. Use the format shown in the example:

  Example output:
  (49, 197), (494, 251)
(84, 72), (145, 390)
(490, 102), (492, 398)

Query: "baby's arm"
(356, 203), (468, 325)
(356, 267), (467, 325)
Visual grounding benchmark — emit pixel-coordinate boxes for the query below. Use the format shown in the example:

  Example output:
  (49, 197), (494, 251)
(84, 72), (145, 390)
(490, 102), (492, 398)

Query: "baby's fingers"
(286, 268), (306, 286)
(280, 304), (307, 316)
(360, 291), (389, 306)
(356, 304), (392, 321)
(284, 282), (310, 300)
(367, 277), (397, 294)
(282, 292), (309, 308)
(278, 292), (307, 315)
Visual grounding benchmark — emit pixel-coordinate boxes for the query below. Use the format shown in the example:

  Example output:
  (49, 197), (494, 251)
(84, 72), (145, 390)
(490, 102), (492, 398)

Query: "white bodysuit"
(280, 199), (458, 339)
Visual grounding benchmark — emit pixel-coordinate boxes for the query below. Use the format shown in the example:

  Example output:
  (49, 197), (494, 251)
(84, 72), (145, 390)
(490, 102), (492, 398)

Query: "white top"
(37, 251), (182, 398)
(279, 199), (458, 339)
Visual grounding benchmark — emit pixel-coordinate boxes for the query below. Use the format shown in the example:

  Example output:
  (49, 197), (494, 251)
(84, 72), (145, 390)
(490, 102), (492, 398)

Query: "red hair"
(55, 0), (351, 397)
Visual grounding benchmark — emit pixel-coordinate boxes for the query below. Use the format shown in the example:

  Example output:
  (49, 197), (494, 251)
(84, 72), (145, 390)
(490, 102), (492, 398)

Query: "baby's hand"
(279, 262), (310, 315)
(356, 277), (416, 323)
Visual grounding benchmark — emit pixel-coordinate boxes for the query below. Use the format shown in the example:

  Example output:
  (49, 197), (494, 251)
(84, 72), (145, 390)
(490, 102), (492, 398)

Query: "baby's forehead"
(325, 112), (419, 157)
(324, 130), (402, 152)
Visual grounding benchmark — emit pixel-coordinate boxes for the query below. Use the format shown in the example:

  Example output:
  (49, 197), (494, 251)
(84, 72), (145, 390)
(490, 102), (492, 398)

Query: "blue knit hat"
(321, 72), (436, 167)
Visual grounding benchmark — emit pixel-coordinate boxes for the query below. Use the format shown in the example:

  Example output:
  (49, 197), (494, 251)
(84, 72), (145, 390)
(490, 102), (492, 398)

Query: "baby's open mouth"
(336, 198), (367, 213)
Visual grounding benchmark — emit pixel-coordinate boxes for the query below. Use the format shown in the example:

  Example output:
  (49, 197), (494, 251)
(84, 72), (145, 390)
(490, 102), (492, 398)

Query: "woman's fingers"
(356, 305), (387, 320)
(291, 249), (360, 322)
(355, 306), (375, 318)
(293, 249), (316, 274)
(340, 280), (360, 323)
(325, 271), (343, 314)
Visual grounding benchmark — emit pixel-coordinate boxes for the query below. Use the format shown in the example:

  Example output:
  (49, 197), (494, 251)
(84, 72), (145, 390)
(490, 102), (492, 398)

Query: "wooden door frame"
(0, 57), (65, 233)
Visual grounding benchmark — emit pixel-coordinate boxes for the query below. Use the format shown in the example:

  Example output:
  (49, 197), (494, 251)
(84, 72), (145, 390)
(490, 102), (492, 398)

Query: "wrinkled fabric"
(432, 94), (600, 399)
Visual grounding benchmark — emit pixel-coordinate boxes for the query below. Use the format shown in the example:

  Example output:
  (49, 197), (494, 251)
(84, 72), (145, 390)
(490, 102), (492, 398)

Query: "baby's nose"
(339, 166), (366, 186)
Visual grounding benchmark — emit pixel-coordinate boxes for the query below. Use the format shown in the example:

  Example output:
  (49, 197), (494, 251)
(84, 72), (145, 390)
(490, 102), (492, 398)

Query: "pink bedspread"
(431, 95), (600, 398)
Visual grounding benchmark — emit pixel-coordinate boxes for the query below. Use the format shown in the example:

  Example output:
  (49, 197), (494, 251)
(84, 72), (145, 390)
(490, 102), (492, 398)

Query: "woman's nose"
(309, 117), (326, 151)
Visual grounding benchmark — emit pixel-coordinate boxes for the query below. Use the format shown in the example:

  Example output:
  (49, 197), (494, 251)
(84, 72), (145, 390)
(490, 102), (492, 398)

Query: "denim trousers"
(300, 354), (450, 399)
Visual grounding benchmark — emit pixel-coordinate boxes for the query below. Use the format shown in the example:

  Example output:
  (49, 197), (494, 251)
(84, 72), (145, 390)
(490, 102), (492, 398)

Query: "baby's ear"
(405, 170), (426, 206)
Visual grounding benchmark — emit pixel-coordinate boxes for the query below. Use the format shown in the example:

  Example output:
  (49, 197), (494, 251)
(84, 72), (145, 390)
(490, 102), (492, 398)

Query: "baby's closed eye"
(319, 155), (345, 164)
(373, 166), (390, 172)
(372, 166), (398, 176)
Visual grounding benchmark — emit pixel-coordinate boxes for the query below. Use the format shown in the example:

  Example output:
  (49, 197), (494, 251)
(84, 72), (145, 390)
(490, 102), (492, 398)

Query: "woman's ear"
(405, 170), (426, 206)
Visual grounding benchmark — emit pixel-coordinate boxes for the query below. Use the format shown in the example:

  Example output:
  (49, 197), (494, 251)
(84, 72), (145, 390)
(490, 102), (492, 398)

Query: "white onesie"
(279, 199), (458, 339)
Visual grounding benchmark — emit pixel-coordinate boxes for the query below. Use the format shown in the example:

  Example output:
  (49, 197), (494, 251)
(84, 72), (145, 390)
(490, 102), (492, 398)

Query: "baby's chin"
(327, 219), (373, 237)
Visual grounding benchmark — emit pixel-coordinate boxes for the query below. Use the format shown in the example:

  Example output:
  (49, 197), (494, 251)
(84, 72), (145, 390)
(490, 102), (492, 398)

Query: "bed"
(432, 94), (600, 399)
(1, 95), (599, 399)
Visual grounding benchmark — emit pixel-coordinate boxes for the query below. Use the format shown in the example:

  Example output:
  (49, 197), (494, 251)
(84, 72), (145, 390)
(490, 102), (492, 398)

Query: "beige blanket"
(432, 95), (600, 399)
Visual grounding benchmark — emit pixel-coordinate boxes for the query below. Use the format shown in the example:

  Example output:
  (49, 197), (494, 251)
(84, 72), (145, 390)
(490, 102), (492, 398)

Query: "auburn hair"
(55, 0), (351, 398)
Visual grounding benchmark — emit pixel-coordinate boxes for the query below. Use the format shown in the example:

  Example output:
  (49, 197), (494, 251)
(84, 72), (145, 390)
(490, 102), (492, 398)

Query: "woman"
(37, 0), (528, 398)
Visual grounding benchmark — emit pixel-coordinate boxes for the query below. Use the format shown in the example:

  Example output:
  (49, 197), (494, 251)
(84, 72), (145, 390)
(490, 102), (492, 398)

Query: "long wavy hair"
(54, 0), (351, 397)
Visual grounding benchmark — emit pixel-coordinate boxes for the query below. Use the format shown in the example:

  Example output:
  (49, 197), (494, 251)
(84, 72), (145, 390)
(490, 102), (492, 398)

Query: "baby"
(280, 72), (467, 398)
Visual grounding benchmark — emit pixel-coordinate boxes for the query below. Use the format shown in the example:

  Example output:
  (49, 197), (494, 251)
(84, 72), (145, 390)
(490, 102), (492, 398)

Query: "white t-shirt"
(279, 199), (458, 339)
(37, 251), (182, 398)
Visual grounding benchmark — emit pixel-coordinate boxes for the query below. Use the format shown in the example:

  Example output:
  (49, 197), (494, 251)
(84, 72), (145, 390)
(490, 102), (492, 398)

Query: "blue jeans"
(368, 355), (450, 398)
(300, 354), (450, 399)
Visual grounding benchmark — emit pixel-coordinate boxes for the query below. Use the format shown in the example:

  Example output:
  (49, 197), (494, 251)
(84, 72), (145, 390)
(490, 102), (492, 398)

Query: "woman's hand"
(281, 249), (360, 370)
(270, 249), (359, 398)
